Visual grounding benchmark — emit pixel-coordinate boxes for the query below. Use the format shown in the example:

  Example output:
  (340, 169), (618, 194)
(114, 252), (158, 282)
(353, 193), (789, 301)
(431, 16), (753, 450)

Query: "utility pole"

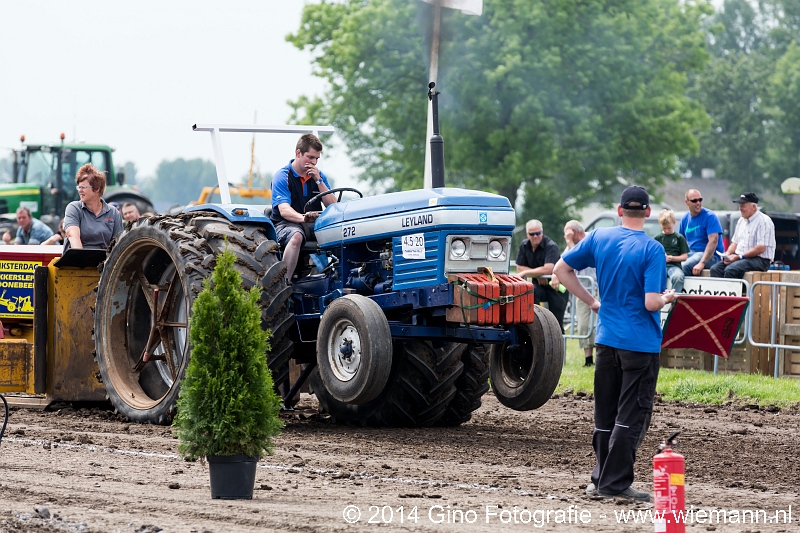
(420, 0), (483, 188)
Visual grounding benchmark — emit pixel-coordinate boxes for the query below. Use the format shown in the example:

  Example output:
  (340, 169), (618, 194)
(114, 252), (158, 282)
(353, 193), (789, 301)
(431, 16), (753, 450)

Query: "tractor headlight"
(450, 238), (468, 259)
(487, 239), (504, 259)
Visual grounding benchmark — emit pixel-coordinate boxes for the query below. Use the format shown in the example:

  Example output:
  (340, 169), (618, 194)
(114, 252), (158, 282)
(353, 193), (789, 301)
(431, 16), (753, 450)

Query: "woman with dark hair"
(63, 163), (123, 249)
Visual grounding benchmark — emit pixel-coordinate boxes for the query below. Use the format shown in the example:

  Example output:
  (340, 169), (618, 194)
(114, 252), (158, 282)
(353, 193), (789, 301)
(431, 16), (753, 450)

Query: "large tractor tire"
(310, 340), (465, 427)
(436, 343), (490, 426)
(93, 212), (293, 424)
(489, 305), (563, 411)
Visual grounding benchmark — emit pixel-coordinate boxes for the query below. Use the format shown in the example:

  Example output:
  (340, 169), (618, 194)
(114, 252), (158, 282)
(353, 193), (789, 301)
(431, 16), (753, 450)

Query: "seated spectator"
(42, 220), (66, 246)
(122, 202), (141, 223)
(655, 209), (689, 293)
(710, 192), (775, 279)
(679, 189), (724, 276)
(516, 219), (569, 332)
(1, 207), (54, 245)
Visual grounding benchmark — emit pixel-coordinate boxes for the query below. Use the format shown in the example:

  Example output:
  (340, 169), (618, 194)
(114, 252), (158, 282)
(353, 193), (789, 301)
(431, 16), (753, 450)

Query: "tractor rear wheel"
(93, 213), (293, 424)
(310, 340), (464, 427)
(436, 343), (490, 426)
(489, 305), (563, 411)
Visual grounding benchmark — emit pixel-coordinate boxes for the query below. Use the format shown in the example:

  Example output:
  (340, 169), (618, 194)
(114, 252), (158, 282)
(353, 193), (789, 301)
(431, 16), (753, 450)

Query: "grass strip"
(557, 339), (800, 408)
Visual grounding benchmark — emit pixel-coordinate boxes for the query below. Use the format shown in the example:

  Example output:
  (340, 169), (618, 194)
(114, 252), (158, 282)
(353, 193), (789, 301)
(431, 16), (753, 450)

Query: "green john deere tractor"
(2, 135), (155, 235)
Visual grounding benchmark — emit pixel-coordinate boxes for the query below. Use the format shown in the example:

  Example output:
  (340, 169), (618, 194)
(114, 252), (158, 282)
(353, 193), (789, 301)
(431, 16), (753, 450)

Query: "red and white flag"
(419, 0), (483, 16)
(661, 295), (749, 358)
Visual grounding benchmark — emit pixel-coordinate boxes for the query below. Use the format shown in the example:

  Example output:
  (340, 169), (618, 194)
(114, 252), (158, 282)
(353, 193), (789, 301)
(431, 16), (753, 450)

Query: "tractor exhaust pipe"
(428, 82), (445, 188)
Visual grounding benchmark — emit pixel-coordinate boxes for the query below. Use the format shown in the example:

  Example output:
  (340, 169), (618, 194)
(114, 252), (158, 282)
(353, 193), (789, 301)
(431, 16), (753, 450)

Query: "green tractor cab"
(3, 136), (154, 235)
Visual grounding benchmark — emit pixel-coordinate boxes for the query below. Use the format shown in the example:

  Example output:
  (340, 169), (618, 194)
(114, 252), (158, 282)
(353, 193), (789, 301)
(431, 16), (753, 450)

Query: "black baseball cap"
(620, 186), (649, 210)
(733, 192), (759, 204)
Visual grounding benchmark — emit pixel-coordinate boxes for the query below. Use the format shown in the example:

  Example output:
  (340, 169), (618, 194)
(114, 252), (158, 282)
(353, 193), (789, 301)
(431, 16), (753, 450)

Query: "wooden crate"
(745, 270), (800, 377)
(660, 344), (749, 374)
(714, 343), (750, 373)
(659, 348), (707, 370)
(745, 271), (778, 375)
(778, 271), (800, 378)
(661, 271), (800, 377)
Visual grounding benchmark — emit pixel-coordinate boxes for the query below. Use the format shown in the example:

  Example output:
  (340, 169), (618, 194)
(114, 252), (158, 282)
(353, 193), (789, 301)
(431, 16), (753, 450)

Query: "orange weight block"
(447, 273), (534, 325)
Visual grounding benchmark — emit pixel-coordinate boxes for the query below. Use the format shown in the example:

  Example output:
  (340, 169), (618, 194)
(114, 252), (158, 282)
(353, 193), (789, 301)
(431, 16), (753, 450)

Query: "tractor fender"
(183, 204), (278, 242)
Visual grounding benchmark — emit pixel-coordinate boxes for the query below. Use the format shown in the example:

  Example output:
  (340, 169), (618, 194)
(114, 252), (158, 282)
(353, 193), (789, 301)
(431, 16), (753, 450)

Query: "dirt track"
(1, 392), (798, 532)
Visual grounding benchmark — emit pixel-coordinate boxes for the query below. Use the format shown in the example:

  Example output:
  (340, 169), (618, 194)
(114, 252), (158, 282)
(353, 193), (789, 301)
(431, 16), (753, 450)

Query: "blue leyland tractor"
(92, 97), (563, 426)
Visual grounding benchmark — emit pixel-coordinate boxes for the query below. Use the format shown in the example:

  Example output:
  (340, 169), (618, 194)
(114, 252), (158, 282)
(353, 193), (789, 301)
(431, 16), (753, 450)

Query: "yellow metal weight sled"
(0, 247), (107, 405)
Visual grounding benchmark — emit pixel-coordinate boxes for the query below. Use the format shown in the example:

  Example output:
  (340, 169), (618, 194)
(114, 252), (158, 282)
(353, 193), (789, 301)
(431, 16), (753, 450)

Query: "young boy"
(655, 209), (689, 293)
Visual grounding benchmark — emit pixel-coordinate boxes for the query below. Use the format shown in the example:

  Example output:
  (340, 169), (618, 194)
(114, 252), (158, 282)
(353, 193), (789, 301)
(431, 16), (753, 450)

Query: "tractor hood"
(314, 187), (515, 246)
(317, 188), (511, 225)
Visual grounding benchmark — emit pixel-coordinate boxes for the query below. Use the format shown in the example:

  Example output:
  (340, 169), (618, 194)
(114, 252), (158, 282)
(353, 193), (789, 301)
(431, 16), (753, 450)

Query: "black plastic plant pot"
(207, 455), (259, 499)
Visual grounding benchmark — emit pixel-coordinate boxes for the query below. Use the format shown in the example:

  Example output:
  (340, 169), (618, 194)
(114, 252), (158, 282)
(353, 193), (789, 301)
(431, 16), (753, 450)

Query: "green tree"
(174, 249), (283, 460)
(288, 0), (710, 228)
(768, 41), (800, 184)
(139, 158), (217, 204)
(687, 51), (774, 190)
(685, 0), (777, 191)
(685, 0), (800, 199)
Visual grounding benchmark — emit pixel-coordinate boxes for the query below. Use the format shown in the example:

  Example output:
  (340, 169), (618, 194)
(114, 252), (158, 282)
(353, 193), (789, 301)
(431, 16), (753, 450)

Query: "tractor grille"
(391, 234), (440, 291)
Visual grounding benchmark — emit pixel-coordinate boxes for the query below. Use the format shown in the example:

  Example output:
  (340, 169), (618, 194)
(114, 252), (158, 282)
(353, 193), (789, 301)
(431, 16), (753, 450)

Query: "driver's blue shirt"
(271, 160), (332, 214)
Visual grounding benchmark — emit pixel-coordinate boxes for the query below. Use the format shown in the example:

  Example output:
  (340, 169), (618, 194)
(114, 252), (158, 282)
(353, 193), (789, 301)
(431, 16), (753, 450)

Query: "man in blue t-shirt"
(554, 185), (676, 503)
(679, 189), (724, 276)
(1, 207), (54, 245)
(270, 134), (336, 282)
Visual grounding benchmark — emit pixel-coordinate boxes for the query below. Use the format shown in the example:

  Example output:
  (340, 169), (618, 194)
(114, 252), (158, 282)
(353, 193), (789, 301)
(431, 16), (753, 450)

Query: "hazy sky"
(0, 1), (359, 188)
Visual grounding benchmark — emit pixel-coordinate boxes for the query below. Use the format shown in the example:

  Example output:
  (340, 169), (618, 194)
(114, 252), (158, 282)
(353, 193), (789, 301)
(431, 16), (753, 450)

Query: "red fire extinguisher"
(653, 432), (685, 533)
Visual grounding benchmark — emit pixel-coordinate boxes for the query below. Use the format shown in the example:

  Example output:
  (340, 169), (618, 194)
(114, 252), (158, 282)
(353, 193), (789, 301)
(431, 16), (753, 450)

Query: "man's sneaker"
(585, 483), (598, 496)
(597, 486), (650, 502)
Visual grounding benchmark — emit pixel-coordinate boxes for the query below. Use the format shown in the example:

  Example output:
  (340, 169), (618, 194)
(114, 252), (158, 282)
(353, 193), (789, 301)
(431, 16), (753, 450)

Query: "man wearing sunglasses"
(678, 189), (725, 277)
(515, 220), (569, 331)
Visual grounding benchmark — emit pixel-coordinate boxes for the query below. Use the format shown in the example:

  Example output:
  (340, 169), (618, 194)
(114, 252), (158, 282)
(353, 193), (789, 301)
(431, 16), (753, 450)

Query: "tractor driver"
(270, 134), (337, 282)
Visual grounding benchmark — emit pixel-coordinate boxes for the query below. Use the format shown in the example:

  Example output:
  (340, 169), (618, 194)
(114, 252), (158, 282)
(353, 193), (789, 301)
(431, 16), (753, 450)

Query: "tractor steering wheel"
(303, 187), (363, 213)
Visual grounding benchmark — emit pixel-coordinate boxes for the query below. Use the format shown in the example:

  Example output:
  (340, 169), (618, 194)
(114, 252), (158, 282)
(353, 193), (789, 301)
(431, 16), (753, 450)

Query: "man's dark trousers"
(591, 345), (660, 494)
(709, 256), (770, 279)
(533, 283), (569, 332)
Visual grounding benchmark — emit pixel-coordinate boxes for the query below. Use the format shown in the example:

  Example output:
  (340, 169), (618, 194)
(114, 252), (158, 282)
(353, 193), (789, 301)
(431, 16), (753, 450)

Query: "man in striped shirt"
(710, 192), (775, 278)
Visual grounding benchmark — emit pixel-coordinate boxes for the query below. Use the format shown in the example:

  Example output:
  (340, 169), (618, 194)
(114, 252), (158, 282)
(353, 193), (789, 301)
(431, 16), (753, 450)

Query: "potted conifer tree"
(173, 248), (283, 499)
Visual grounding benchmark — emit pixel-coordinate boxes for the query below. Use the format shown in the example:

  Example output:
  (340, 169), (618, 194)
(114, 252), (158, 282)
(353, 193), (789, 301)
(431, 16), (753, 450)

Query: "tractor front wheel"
(316, 295), (392, 405)
(489, 305), (563, 411)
